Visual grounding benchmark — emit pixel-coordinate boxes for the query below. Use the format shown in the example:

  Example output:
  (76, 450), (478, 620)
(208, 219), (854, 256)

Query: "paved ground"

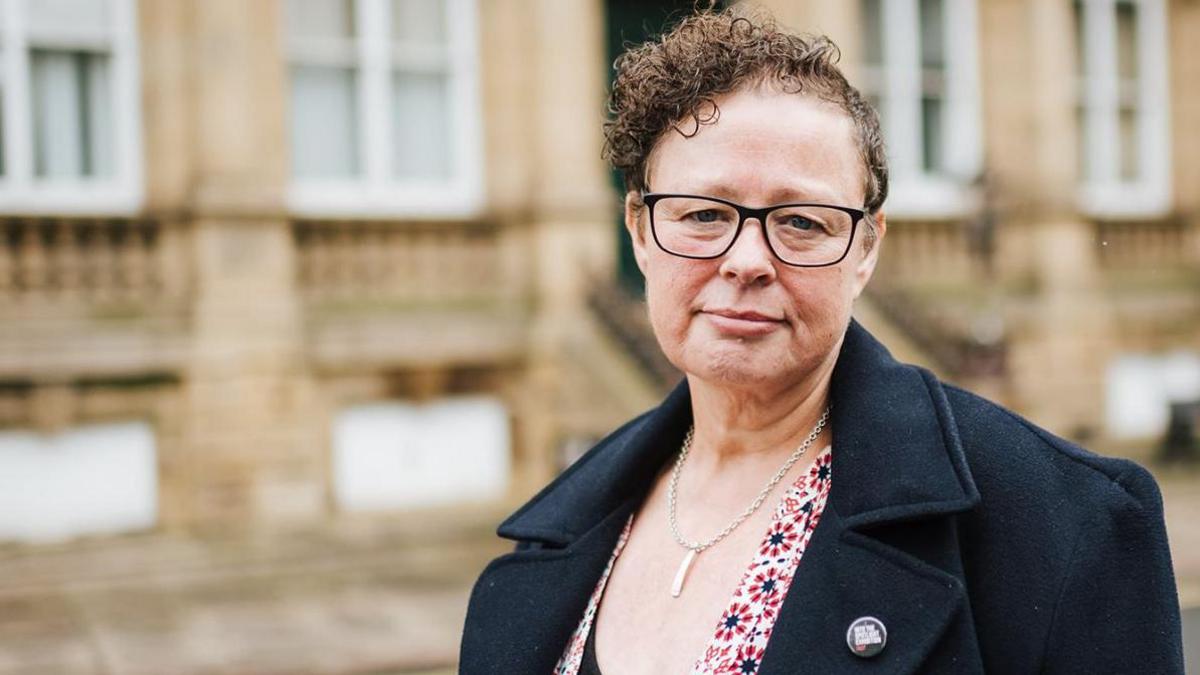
(1164, 470), (1200, 612)
(1163, 470), (1200, 674)
(0, 467), (1197, 675)
(1187, 607), (1200, 674)
(0, 502), (512, 675)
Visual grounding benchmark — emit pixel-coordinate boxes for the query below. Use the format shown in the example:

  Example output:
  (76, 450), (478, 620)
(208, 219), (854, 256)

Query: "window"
(0, 0), (143, 214)
(0, 421), (157, 542)
(1074, 0), (1170, 217)
(1106, 352), (1200, 439)
(331, 396), (510, 511)
(285, 0), (482, 218)
(859, 0), (981, 217)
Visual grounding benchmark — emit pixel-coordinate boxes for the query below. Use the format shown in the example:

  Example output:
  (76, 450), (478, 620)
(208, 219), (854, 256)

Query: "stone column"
(1171, 0), (1200, 218)
(999, 0), (1111, 439)
(504, 0), (613, 493)
(152, 0), (324, 528)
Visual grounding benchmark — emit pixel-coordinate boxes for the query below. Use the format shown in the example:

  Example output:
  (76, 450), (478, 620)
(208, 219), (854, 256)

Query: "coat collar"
(497, 319), (980, 545)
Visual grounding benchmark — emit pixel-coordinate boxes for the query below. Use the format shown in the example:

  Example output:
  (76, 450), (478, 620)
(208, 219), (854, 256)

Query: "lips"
(702, 308), (785, 337)
(705, 308), (783, 322)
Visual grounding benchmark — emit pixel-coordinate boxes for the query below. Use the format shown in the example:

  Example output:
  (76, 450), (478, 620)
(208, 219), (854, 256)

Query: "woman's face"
(627, 87), (885, 392)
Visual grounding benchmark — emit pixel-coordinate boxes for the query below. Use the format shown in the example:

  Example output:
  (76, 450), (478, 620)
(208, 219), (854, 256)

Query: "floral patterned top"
(554, 444), (834, 675)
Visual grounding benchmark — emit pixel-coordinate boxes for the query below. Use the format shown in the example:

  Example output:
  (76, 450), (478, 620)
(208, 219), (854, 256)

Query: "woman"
(460, 10), (1183, 674)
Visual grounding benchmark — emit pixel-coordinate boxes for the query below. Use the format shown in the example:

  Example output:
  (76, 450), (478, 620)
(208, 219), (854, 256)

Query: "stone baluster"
(402, 226), (421, 303)
(896, 224), (913, 280)
(18, 219), (47, 305)
(330, 222), (349, 300)
(94, 220), (120, 304)
(291, 222), (310, 299)
(54, 219), (83, 303)
(446, 229), (465, 301)
(109, 219), (133, 302)
(1134, 222), (1145, 266)
(319, 222), (341, 301)
(363, 224), (386, 300)
(957, 222), (971, 281)
(398, 227), (416, 303)
(1140, 224), (1151, 266)
(122, 220), (153, 302)
(345, 222), (364, 299)
(412, 229), (433, 304)
(922, 222), (937, 281)
(361, 224), (382, 297)
(468, 233), (494, 300)
(1190, 216), (1200, 266)
(1111, 224), (1122, 267)
(444, 230), (465, 301)
(387, 223), (407, 300)
(0, 220), (13, 302)
(463, 230), (485, 300)
(347, 223), (366, 296)
(155, 218), (188, 303)
(911, 222), (927, 281)
(311, 223), (335, 303)
(936, 222), (950, 280)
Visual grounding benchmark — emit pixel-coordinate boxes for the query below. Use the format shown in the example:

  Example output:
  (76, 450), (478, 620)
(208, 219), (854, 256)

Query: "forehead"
(646, 88), (864, 206)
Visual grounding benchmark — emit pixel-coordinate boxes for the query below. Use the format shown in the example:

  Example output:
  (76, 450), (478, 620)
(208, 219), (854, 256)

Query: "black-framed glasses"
(642, 192), (866, 267)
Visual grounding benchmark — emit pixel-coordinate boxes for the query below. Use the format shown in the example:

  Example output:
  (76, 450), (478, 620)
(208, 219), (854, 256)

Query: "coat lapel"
(462, 321), (985, 674)
(460, 497), (640, 673)
(759, 323), (982, 673)
(459, 384), (692, 673)
(756, 508), (977, 673)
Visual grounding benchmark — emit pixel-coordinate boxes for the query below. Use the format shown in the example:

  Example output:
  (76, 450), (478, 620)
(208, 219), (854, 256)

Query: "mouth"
(704, 308), (784, 322)
(701, 308), (785, 336)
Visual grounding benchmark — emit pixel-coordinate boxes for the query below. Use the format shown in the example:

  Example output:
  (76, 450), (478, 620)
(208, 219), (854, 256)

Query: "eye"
(784, 215), (819, 231)
(690, 209), (724, 223)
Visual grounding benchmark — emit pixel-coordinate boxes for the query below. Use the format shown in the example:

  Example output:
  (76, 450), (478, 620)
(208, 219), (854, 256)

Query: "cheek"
(785, 267), (854, 315)
(643, 256), (709, 333)
(781, 267), (860, 346)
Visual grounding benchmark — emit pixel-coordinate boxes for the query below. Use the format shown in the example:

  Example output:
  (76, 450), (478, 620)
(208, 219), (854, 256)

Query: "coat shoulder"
(939, 380), (1163, 518)
(935, 379), (1180, 672)
(494, 406), (657, 544)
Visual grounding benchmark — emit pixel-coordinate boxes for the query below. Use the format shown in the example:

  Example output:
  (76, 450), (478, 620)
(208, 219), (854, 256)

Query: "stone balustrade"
(293, 219), (519, 307)
(292, 219), (531, 371)
(1095, 215), (1200, 271)
(0, 217), (187, 312)
(0, 217), (191, 382)
(874, 217), (990, 285)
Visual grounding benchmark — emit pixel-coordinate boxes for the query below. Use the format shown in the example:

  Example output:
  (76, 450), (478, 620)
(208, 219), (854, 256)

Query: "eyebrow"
(653, 183), (845, 205)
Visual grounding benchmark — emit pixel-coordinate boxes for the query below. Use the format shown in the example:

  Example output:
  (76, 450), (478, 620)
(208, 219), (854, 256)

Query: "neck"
(685, 353), (837, 473)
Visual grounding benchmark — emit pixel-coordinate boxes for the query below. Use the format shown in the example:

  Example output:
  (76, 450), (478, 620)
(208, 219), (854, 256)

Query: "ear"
(624, 191), (650, 276)
(851, 211), (886, 299)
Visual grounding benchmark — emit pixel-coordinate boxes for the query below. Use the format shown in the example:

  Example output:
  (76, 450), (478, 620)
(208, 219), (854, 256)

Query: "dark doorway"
(603, 1), (716, 294)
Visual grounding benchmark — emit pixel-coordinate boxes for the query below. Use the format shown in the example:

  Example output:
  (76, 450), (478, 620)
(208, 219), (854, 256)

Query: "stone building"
(0, 0), (1196, 542)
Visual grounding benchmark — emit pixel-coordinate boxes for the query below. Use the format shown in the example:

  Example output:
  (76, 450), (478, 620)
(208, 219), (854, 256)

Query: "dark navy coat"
(461, 321), (1184, 673)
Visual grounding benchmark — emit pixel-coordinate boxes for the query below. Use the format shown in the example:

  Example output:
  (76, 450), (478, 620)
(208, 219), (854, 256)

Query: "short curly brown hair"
(604, 9), (888, 244)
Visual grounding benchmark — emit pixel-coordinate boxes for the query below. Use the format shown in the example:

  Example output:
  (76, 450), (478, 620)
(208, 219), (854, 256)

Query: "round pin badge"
(846, 616), (887, 658)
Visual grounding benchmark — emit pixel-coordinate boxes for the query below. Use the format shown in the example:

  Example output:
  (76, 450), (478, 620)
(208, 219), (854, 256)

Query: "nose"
(719, 218), (777, 286)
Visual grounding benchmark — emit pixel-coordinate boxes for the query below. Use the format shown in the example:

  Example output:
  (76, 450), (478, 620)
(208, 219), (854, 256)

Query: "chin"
(673, 340), (792, 389)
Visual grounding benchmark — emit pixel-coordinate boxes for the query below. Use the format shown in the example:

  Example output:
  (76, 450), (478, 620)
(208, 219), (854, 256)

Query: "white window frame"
(285, 0), (483, 219)
(1075, 0), (1170, 218)
(863, 0), (982, 218)
(0, 0), (143, 215)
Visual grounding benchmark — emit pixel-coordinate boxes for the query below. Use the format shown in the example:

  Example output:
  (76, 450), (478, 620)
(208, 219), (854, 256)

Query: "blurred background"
(0, 0), (1197, 672)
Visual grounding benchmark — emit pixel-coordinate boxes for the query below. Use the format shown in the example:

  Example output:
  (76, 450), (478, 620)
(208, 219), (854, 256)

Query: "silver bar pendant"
(671, 549), (698, 598)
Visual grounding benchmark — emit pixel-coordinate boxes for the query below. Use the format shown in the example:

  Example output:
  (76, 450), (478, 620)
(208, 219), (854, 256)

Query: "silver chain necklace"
(666, 406), (830, 597)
